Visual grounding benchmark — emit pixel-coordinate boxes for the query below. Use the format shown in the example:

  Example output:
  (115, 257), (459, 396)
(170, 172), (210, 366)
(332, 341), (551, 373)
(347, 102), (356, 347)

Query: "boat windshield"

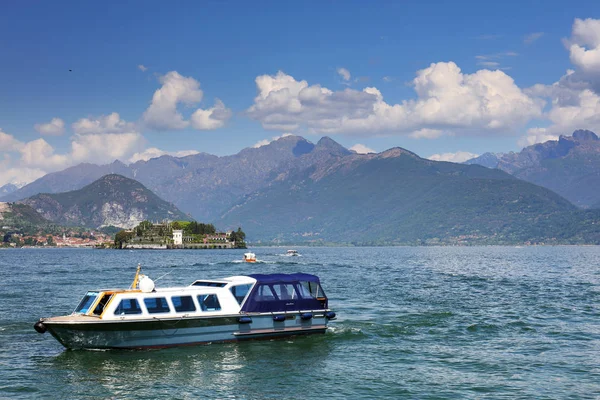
(74, 291), (99, 314)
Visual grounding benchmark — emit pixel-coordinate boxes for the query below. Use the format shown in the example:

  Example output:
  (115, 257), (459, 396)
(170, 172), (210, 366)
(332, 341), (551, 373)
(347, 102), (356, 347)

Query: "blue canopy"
(241, 273), (327, 313)
(247, 273), (321, 284)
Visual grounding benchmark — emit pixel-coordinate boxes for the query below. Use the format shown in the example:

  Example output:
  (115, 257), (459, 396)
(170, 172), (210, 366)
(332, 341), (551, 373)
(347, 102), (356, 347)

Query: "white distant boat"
(33, 265), (336, 350)
(243, 252), (257, 262)
(286, 250), (299, 256)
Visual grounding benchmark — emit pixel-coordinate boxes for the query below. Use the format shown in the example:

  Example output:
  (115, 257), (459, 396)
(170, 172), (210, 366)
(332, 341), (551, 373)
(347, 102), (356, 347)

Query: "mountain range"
(465, 130), (600, 208)
(2, 132), (600, 244)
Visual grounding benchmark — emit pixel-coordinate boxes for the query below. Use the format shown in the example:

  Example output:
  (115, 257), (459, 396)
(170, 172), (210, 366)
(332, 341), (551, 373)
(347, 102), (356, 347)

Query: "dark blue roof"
(247, 273), (320, 284)
(241, 273), (327, 313)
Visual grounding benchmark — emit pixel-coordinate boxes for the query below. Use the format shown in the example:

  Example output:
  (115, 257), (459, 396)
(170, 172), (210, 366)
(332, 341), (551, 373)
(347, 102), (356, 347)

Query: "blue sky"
(1, 1), (600, 185)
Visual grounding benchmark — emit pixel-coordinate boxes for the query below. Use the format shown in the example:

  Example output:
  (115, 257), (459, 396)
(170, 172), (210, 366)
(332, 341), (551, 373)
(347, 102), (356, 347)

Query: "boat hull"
(42, 312), (330, 349)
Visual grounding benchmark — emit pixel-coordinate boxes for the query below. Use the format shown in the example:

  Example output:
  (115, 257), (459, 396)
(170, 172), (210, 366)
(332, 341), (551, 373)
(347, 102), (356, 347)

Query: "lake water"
(1, 246), (600, 399)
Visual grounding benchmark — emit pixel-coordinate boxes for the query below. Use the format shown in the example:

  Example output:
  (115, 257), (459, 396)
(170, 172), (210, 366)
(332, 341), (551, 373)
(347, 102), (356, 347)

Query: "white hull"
(45, 312), (330, 349)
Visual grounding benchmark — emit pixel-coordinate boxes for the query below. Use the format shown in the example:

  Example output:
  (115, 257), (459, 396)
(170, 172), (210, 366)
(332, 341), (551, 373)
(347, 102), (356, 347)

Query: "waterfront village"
(2, 220), (246, 249)
(2, 230), (112, 248)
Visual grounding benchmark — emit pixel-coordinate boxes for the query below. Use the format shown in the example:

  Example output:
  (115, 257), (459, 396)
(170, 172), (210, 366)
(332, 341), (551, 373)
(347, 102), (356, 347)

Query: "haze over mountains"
(3, 132), (600, 244)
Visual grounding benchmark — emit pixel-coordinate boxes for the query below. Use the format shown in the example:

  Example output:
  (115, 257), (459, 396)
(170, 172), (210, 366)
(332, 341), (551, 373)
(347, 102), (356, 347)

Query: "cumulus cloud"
(252, 133), (293, 148)
(349, 144), (376, 154)
(190, 99), (232, 130)
(0, 129), (24, 152)
(0, 124), (147, 186)
(142, 71), (231, 131)
(72, 112), (137, 135)
(428, 151), (479, 163)
(128, 148), (199, 163)
(521, 19), (600, 145)
(138, 64), (148, 72)
(568, 18), (600, 77)
(70, 133), (146, 165)
(518, 128), (559, 147)
(0, 166), (46, 188)
(524, 32), (544, 45)
(337, 67), (351, 82)
(247, 65), (542, 137)
(34, 118), (65, 136)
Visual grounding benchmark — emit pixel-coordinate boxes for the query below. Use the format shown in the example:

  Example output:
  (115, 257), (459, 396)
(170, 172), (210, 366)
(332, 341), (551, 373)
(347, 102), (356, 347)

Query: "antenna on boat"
(131, 263), (142, 289)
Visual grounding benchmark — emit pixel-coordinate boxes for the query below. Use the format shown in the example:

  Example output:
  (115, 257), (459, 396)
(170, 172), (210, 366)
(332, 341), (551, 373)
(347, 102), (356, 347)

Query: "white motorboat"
(33, 265), (336, 349)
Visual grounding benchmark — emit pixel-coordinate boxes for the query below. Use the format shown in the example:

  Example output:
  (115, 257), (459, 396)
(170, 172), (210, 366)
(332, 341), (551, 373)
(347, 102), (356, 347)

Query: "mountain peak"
(378, 147), (420, 159)
(572, 129), (599, 141)
(315, 137), (351, 155)
(20, 174), (188, 229)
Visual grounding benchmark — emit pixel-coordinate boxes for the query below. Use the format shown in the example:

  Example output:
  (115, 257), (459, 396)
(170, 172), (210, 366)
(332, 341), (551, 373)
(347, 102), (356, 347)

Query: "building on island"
(173, 230), (183, 245)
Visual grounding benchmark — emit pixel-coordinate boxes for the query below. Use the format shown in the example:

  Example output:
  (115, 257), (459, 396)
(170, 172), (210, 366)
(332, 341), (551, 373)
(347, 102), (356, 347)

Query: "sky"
(1, 1), (600, 186)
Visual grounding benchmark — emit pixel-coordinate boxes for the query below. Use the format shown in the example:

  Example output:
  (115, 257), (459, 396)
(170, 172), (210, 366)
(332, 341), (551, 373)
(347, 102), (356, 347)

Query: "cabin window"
(74, 291), (99, 314)
(252, 284), (276, 301)
(230, 284), (253, 305)
(271, 284), (298, 300)
(172, 295), (196, 312)
(197, 294), (221, 311)
(92, 294), (114, 315)
(192, 281), (226, 287)
(144, 297), (171, 314)
(114, 299), (142, 315)
(298, 281), (325, 299)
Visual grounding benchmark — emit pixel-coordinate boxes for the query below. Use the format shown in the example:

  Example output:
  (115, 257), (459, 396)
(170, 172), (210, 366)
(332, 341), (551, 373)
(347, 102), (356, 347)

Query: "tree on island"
(114, 230), (134, 249)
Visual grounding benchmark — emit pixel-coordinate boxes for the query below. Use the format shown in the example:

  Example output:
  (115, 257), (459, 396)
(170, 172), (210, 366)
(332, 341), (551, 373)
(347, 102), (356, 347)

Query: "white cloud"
(138, 64), (148, 72)
(428, 151), (479, 163)
(337, 67), (351, 81)
(524, 32), (544, 45)
(518, 128), (559, 147)
(568, 18), (600, 76)
(0, 126), (146, 185)
(252, 133), (293, 148)
(349, 144), (376, 154)
(382, 76), (393, 82)
(142, 71), (231, 131)
(34, 117), (65, 136)
(72, 112), (136, 135)
(19, 138), (69, 170)
(409, 128), (445, 139)
(0, 166), (46, 188)
(247, 65), (542, 137)
(190, 99), (232, 130)
(0, 129), (24, 152)
(70, 133), (146, 165)
(477, 61), (500, 68)
(128, 148), (200, 163)
(522, 19), (600, 144)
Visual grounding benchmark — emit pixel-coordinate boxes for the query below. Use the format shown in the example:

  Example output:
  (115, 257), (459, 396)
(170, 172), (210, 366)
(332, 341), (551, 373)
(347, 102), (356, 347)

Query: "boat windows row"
(114, 294), (222, 316)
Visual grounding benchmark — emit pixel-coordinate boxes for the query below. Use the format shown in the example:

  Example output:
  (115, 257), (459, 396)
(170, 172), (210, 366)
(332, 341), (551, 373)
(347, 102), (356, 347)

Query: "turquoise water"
(1, 246), (600, 399)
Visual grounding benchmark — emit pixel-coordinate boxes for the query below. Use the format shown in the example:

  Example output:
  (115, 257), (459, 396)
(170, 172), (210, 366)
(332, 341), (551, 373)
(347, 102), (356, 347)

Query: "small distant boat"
(33, 265), (336, 349)
(286, 249), (299, 256)
(243, 252), (256, 262)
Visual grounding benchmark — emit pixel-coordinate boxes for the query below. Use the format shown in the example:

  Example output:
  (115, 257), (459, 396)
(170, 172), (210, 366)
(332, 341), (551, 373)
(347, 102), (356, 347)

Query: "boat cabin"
(71, 273), (328, 320)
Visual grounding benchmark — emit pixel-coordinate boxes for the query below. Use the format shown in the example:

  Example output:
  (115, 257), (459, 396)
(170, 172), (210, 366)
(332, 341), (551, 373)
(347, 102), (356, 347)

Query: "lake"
(1, 246), (600, 399)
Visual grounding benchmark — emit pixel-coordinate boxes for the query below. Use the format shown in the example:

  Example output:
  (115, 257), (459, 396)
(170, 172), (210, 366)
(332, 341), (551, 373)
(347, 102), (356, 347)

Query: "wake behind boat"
(33, 265), (336, 350)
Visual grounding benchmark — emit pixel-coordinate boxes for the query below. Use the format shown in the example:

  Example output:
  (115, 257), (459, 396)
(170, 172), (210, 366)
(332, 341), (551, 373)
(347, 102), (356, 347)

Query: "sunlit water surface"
(1, 246), (600, 399)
